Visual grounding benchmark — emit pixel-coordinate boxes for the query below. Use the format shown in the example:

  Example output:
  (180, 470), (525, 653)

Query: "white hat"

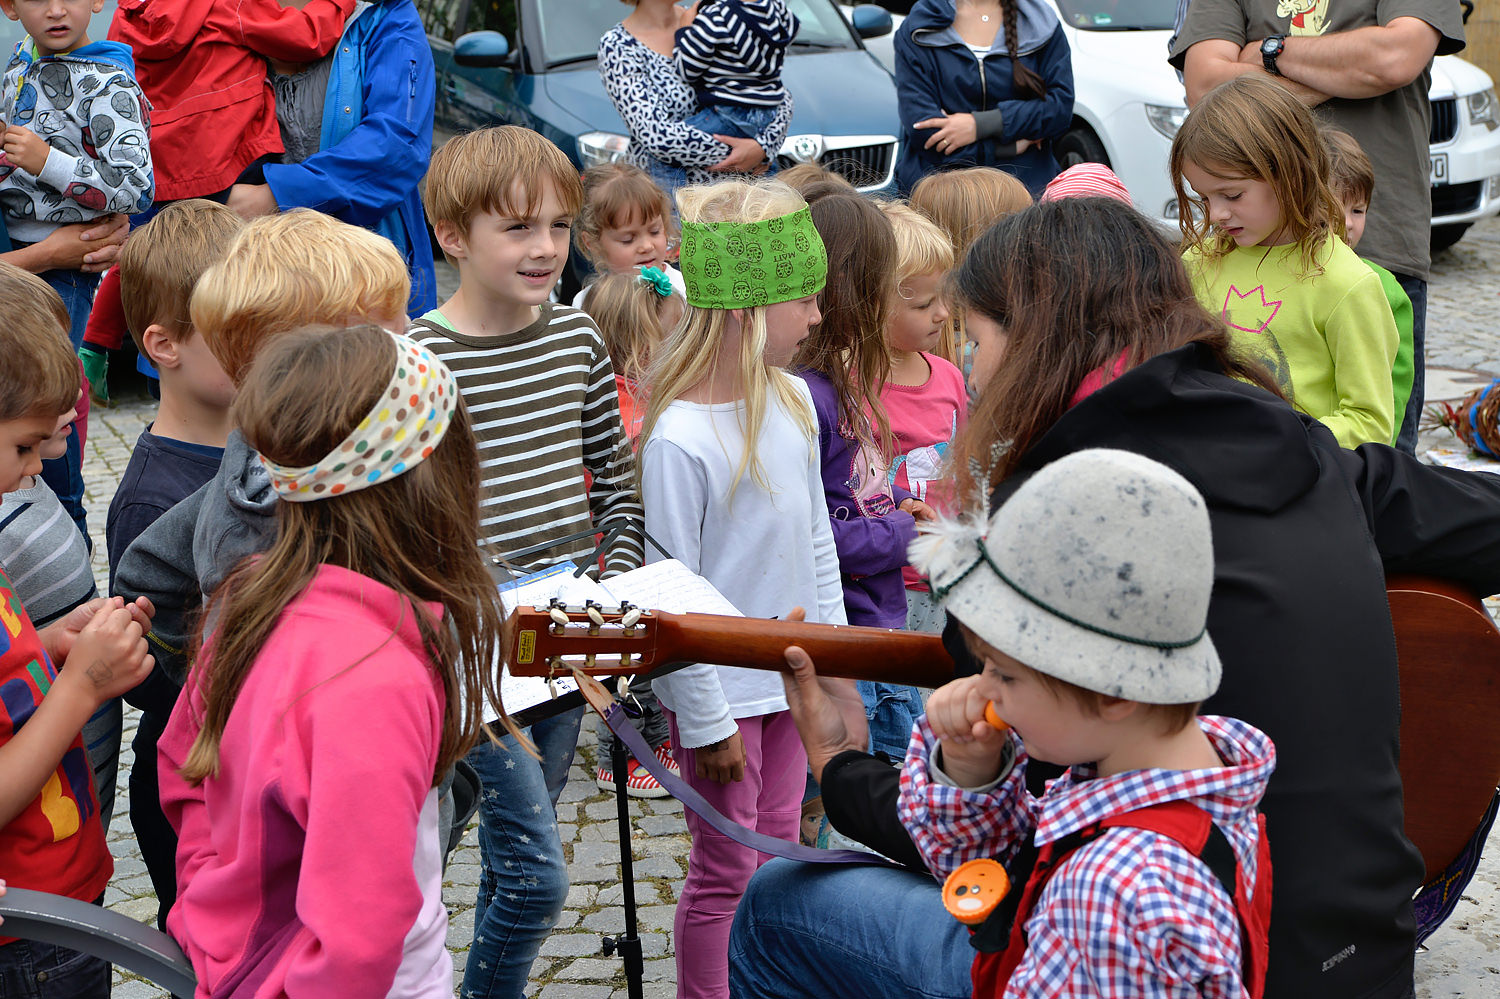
(911, 449), (1220, 704)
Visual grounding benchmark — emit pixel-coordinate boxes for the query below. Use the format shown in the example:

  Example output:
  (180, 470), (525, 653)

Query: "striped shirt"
(0, 476), (97, 627)
(411, 304), (644, 578)
(675, 0), (798, 108)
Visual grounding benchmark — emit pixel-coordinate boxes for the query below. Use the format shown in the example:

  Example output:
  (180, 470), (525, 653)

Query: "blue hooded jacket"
(893, 0), (1074, 196)
(261, 0), (436, 316)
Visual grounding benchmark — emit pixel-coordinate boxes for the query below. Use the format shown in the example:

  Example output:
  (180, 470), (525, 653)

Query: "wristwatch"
(1260, 34), (1288, 76)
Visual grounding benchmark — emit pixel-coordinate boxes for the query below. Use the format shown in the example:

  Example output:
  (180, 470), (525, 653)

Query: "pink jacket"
(159, 564), (450, 998)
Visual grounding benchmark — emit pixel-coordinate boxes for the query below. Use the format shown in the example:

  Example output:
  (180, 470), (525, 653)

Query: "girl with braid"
(893, 0), (1076, 197)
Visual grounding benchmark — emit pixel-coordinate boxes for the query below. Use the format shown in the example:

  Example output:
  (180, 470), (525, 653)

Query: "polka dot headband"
(261, 333), (458, 502)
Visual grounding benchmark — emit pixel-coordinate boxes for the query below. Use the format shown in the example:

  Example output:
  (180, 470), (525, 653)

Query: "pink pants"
(663, 708), (807, 999)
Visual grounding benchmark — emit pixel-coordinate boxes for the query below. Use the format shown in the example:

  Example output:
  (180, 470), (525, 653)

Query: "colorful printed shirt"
(0, 568), (111, 943)
(898, 714), (1275, 998)
(0, 40), (153, 242)
(880, 352), (968, 591)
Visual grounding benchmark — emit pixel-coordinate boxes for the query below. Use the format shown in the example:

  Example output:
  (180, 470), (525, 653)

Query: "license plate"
(1431, 152), (1449, 185)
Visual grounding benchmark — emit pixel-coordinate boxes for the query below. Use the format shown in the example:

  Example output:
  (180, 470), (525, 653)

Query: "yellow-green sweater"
(1184, 237), (1398, 449)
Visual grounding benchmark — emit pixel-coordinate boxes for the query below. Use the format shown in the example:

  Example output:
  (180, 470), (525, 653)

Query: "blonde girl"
(877, 201), (967, 636)
(637, 178), (845, 999)
(573, 162), (684, 307)
(909, 166), (1032, 367)
(583, 266), (685, 443)
(159, 325), (517, 998)
(1172, 76), (1399, 449)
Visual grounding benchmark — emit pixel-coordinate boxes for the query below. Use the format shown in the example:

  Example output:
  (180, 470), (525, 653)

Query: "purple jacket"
(799, 369), (916, 628)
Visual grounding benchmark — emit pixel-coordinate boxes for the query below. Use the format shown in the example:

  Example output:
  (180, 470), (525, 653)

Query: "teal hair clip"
(638, 266), (673, 297)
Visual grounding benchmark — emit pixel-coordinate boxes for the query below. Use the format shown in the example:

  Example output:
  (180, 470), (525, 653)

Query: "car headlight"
(1144, 104), (1188, 140)
(1468, 89), (1498, 131)
(578, 132), (630, 169)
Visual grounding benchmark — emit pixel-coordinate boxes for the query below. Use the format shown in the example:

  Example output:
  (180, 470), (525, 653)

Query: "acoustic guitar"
(504, 579), (1500, 891)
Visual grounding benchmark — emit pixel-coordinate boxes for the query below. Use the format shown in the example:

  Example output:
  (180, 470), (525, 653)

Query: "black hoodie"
(822, 343), (1500, 998)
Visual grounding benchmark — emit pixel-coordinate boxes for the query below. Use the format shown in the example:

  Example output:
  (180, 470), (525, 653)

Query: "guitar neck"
(655, 611), (956, 687)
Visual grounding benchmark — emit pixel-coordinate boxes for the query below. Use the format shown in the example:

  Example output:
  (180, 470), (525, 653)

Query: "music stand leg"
(602, 735), (645, 998)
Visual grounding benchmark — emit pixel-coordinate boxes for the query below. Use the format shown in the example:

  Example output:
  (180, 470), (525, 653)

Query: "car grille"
(1431, 180), (1482, 216)
(1431, 98), (1458, 144)
(776, 138), (897, 190)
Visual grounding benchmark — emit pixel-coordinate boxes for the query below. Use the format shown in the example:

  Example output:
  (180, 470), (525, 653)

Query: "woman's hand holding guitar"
(780, 607), (870, 783)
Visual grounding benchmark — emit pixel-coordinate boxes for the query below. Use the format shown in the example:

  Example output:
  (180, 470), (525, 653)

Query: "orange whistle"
(984, 701), (1009, 732)
(942, 858), (1012, 925)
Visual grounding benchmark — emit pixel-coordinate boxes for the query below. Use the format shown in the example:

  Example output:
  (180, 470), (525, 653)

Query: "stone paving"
(78, 214), (1500, 996)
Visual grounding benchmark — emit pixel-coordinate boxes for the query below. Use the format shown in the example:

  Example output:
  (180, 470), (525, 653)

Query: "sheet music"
(489, 559), (743, 719)
(599, 559), (743, 617)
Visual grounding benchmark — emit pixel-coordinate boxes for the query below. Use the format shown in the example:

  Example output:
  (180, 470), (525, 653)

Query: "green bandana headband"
(677, 207), (828, 309)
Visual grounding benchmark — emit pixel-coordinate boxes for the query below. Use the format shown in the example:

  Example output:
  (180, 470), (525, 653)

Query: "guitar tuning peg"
(621, 608), (642, 629)
(616, 675), (631, 699)
(548, 607), (571, 628)
(586, 605), (606, 627)
(620, 651), (633, 668)
(585, 653), (597, 668)
(549, 596), (563, 608)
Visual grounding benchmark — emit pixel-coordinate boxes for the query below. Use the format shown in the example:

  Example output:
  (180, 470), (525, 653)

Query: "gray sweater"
(0, 476), (96, 627)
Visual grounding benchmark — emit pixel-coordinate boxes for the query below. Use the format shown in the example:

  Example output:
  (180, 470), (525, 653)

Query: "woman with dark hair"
(729, 197), (1500, 999)
(893, 0), (1074, 196)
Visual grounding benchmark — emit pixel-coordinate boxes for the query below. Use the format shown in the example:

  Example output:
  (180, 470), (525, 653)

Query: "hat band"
(933, 537), (1207, 651)
(677, 206), (828, 309)
(260, 332), (459, 502)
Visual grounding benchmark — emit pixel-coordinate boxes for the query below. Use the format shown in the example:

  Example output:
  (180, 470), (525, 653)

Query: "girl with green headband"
(635, 178), (847, 998)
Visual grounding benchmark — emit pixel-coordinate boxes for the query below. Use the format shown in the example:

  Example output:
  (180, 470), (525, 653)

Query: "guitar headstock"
(504, 599), (667, 677)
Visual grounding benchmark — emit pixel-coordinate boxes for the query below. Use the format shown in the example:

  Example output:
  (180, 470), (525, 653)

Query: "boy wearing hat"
(899, 448), (1275, 998)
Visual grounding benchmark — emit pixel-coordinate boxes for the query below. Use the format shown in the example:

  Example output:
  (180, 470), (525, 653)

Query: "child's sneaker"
(654, 740), (681, 775)
(596, 758), (669, 798)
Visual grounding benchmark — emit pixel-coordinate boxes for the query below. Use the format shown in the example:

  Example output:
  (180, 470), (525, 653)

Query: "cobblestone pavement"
(85, 215), (1500, 997)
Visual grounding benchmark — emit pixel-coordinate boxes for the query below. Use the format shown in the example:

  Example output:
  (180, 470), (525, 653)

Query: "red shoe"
(596, 759), (668, 798)
(655, 740), (681, 775)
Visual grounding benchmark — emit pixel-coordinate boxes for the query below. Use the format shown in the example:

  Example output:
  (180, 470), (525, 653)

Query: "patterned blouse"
(597, 23), (793, 186)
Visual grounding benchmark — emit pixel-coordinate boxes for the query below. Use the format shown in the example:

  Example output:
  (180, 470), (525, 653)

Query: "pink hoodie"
(159, 564), (451, 998)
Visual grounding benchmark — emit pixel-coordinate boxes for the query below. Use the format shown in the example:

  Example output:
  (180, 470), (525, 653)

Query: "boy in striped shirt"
(414, 124), (645, 999)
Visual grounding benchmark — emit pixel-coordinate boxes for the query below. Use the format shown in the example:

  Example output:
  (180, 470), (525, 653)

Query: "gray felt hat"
(911, 449), (1221, 704)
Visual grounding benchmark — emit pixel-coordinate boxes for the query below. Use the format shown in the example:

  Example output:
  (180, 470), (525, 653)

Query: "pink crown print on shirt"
(1221, 285), (1282, 335)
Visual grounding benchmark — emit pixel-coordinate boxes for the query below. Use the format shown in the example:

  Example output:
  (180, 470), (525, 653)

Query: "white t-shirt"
(639, 376), (847, 748)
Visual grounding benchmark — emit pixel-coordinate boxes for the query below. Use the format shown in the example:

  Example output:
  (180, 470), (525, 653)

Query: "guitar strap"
(599, 700), (902, 867)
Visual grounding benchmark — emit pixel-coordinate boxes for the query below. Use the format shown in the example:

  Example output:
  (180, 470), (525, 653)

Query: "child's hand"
(45, 594), (154, 665)
(926, 675), (1010, 787)
(899, 497), (937, 522)
(1015, 138), (1036, 154)
(675, 1), (700, 29)
(695, 730), (746, 784)
(59, 602), (154, 707)
(2, 125), (49, 175)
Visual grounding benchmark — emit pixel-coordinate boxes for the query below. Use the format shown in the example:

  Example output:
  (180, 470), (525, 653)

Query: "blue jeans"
(462, 728), (570, 999)
(859, 681), (923, 762)
(0, 933), (110, 999)
(39, 426), (86, 553)
(1393, 272), (1426, 456)
(643, 103), (779, 194)
(728, 858), (972, 999)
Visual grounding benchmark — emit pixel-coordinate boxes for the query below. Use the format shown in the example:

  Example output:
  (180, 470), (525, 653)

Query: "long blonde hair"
(1170, 76), (1344, 276)
(638, 180), (816, 495)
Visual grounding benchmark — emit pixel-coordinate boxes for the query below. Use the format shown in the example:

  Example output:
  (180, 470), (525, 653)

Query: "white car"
(862, 3), (1500, 250)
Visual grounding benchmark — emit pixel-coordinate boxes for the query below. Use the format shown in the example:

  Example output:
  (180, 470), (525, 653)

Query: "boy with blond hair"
(0, 263), (155, 998)
(112, 208), (412, 928)
(103, 199), (241, 927)
(1321, 126), (1417, 453)
(413, 124), (644, 999)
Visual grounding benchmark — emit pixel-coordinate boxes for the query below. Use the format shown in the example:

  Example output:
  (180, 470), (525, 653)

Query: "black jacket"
(823, 343), (1500, 999)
